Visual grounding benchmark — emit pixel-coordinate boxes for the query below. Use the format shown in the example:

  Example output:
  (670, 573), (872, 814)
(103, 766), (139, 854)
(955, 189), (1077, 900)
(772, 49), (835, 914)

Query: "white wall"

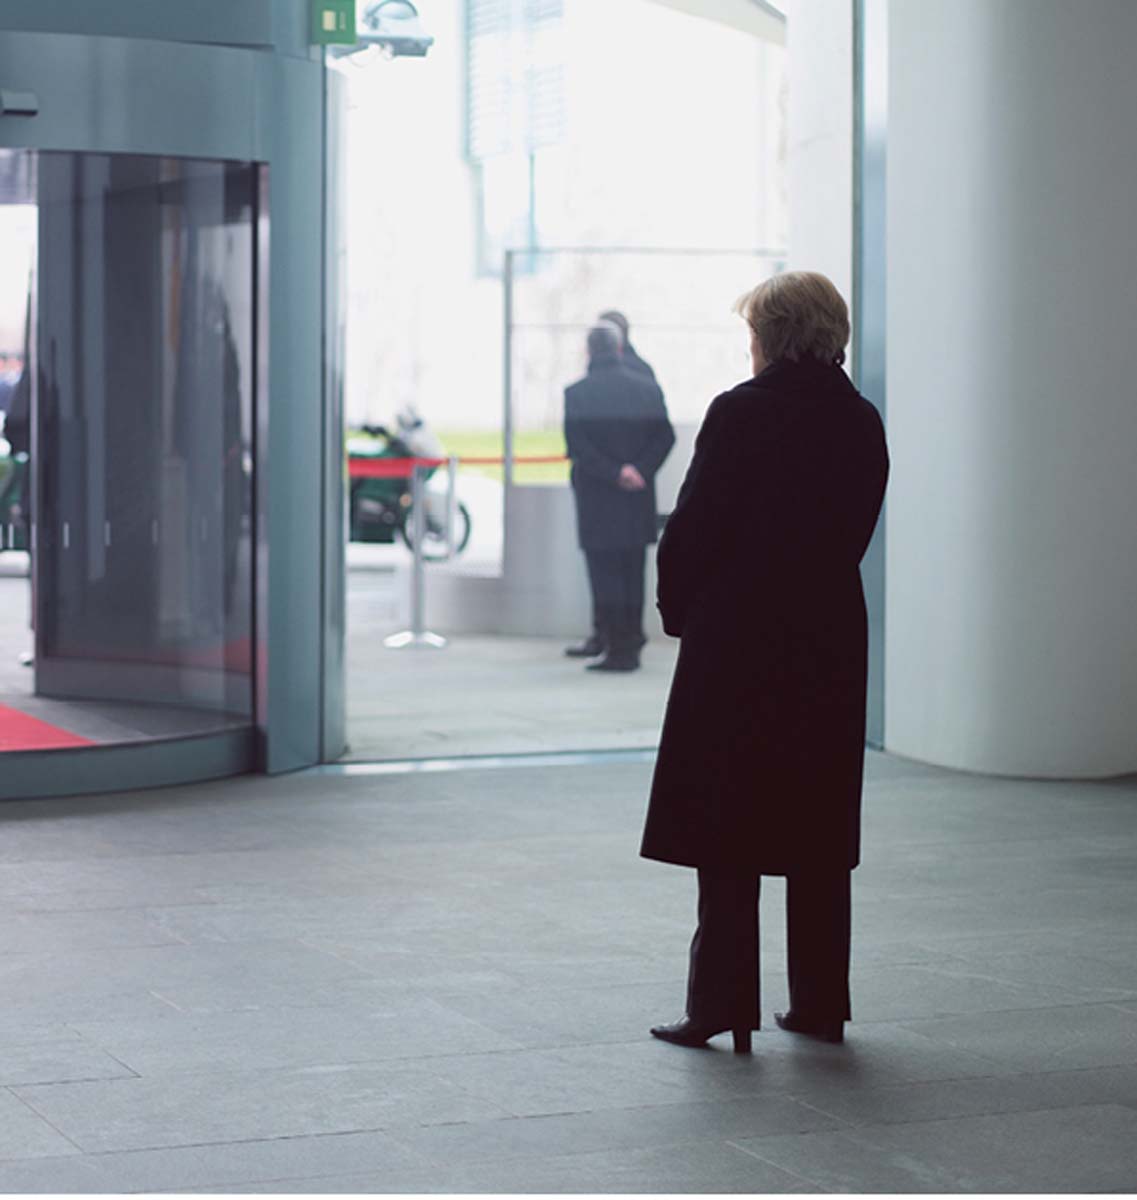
(885, 0), (1137, 777)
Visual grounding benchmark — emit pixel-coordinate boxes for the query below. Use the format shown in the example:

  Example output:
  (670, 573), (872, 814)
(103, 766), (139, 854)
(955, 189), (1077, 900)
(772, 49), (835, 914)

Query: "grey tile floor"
(346, 567), (678, 759)
(1, 751), (1137, 1192)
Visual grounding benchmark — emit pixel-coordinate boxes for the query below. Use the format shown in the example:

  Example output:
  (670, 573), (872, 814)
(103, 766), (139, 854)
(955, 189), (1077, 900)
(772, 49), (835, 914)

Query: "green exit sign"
(312, 0), (357, 45)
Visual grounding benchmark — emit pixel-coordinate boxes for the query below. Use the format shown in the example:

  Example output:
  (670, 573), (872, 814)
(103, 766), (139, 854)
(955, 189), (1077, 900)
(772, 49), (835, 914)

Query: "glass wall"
(0, 149), (258, 753)
(339, 0), (786, 762)
(342, 248), (784, 761)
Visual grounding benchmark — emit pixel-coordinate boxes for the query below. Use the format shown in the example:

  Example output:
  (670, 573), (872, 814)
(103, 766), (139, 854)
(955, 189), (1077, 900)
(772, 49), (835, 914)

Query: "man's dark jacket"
(563, 353), (675, 550)
(623, 342), (656, 382)
(640, 357), (888, 873)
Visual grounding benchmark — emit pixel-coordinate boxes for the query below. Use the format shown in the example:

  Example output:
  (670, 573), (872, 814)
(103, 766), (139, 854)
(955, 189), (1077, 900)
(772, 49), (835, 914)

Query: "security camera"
(333, 0), (435, 59)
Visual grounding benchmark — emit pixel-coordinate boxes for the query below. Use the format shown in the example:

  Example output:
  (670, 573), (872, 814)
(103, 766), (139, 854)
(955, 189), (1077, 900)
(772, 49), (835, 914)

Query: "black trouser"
(584, 546), (646, 652)
(686, 868), (851, 1031)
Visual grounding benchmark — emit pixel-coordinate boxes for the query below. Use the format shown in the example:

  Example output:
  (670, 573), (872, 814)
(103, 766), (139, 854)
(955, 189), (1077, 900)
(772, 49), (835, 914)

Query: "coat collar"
(754, 356), (855, 392)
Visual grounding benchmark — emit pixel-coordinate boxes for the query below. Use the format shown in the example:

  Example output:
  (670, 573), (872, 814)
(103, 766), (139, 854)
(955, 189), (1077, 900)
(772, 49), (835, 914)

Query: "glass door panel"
(0, 148), (258, 754)
(33, 152), (257, 718)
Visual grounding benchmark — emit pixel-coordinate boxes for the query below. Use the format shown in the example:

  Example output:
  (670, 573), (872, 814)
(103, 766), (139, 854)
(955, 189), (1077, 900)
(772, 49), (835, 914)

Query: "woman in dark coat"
(641, 271), (888, 1054)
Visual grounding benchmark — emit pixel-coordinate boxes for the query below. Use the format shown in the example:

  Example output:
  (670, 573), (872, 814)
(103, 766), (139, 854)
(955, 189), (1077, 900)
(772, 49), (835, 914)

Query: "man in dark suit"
(563, 323), (675, 672)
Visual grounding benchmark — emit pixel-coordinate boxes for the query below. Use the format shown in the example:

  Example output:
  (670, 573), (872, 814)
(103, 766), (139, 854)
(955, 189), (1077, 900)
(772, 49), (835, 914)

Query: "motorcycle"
(348, 407), (471, 560)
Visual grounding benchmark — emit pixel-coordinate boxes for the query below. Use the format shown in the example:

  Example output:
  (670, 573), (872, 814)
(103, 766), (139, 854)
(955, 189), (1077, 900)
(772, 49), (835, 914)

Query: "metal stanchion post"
(503, 249), (514, 490)
(383, 462), (447, 650)
(445, 455), (459, 559)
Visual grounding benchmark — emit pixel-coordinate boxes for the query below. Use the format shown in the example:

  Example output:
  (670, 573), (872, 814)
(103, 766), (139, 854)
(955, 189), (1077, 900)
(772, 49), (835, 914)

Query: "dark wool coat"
(640, 358), (888, 874)
(564, 355), (676, 551)
(623, 343), (656, 381)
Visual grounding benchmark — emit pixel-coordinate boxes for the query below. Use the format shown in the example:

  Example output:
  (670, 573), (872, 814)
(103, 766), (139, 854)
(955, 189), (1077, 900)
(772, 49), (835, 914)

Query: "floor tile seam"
(290, 935), (421, 979)
(893, 996), (1137, 1030)
(152, 1165), (487, 1195)
(851, 1024), (1032, 1072)
(858, 830), (1132, 849)
(784, 1095), (1136, 1138)
(417, 1041), (706, 1099)
(784, 1096), (861, 1131)
(148, 1168), (402, 1195)
(78, 1140), (439, 1189)
(852, 939), (1137, 966)
(856, 830), (1114, 851)
(845, 960), (1103, 990)
(5, 898), (230, 916)
(380, 1111), (842, 1168)
(17, 1040), (594, 1083)
(73, 1124), (416, 1163)
(0, 937), (197, 958)
(47, 1042), (595, 1079)
(0, 1022), (92, 1043)
(0, 1067), (141, 1089)
(0, 936), (383, 970)
(4, 1111), (507, 1162)
(447, 1095), (773, 1129)
(7, 1048), (476, 1088)
(780, 1057), (1023, 1099)
(854, 880), (1137, 899)
(488, 970), (688, 993)
(930, 1056), (1137, 1090)
(2, 1083), (88, 1155)
(722, 1135), (837, 1190)
(63, 1030), (143, 1082)
(784, 1066), (1137, 1129)
(858, 991), (1137, 1021)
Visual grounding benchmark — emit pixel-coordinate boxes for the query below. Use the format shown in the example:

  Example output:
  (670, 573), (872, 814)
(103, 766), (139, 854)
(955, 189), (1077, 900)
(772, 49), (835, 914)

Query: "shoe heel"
(732, 1028), (752, 1054)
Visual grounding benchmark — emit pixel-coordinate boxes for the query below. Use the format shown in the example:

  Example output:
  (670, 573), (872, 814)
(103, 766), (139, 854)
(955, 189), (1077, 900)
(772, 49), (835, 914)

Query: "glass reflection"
(31, 153), (256, 722)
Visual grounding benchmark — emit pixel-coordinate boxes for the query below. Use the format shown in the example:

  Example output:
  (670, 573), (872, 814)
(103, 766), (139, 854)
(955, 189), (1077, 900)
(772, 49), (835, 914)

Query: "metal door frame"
(853, 0), (888, 749)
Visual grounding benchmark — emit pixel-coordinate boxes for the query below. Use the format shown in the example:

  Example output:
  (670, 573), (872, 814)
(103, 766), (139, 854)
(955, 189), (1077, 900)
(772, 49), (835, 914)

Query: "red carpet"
(0, 704), (95, 751)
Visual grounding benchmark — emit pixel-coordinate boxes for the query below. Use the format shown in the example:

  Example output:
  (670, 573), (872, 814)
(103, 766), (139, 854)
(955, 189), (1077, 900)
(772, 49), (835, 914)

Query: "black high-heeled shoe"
(774, 1010), (844, 1044)
(650, 1016), (752, 1053)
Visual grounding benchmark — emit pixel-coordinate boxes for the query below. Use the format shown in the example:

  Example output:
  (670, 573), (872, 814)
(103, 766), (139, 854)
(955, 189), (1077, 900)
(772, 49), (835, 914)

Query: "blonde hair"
(734, 270), (850, 366)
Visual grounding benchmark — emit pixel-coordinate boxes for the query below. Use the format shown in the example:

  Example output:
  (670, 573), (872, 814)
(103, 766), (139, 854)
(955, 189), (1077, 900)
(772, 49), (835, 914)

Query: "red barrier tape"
(348, 455), (568, 479)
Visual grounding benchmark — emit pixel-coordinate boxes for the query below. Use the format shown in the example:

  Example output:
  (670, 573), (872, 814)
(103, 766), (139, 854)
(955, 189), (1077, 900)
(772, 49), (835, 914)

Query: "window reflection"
(31, 153), (257, 723)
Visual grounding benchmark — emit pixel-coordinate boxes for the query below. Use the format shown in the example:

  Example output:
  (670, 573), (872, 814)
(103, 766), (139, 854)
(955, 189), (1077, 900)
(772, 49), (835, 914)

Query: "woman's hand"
(619, 463), (647, 491)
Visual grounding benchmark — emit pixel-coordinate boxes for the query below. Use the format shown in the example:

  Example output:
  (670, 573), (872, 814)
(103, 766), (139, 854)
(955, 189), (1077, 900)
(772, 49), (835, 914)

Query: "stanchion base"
(383, 630), (448, 650)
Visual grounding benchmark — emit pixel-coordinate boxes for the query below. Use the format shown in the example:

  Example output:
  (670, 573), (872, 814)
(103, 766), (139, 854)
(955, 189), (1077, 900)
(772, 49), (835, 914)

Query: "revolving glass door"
(0, 148), (258, 753)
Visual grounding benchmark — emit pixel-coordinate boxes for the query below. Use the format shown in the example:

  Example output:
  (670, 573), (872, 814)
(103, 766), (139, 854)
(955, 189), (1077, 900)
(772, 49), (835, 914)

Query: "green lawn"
(436, 429), (570, 485)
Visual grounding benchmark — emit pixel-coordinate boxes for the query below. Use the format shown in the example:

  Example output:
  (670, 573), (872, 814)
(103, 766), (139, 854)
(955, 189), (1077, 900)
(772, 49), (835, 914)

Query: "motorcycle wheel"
(399, 501), (472, 560)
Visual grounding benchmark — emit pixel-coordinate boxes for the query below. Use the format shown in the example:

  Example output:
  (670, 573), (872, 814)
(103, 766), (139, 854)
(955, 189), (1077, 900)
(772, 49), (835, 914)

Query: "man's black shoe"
(586, 653), (639, 673)
(565, 635), (606, 658)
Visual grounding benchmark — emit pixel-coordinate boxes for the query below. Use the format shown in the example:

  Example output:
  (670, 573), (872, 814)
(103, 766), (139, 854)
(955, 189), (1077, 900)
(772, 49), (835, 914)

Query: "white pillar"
(885, 0), (1137, 776)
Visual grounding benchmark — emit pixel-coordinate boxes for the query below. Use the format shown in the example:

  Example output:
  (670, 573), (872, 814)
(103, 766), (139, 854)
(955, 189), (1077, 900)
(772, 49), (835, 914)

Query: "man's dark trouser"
(686, 867), (852, 1031)
(584, 546), (646, 653)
